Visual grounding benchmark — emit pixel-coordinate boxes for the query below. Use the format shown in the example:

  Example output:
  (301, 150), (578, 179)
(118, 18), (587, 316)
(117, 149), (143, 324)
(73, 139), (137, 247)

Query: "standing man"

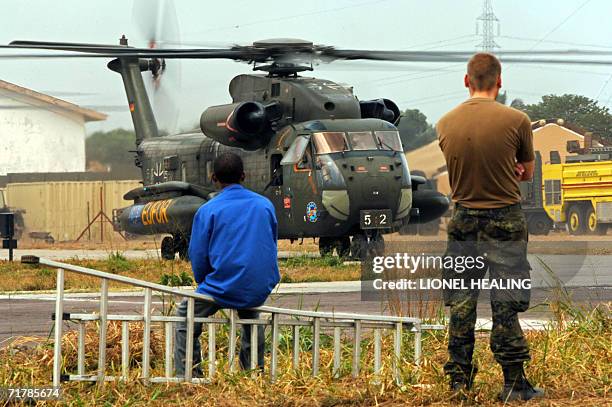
(436, 53), (544, 402)
(175, 152), (280, 376)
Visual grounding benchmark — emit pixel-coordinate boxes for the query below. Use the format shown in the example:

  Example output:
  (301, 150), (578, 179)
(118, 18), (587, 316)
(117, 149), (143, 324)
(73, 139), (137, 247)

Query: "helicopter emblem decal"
(306, 201), (318, 223)
(152, 162), (166, 183)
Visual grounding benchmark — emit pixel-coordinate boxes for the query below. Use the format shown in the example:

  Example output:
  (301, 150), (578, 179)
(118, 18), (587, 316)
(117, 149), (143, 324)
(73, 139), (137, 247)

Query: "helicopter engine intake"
(359, 98), (401, 125)
(200, 101), (279, 150)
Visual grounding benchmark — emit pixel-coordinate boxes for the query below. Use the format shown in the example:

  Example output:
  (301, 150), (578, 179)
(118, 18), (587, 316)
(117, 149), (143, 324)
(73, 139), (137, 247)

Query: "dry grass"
(0, 304), (609, 406)
(0, 256), (359, 292)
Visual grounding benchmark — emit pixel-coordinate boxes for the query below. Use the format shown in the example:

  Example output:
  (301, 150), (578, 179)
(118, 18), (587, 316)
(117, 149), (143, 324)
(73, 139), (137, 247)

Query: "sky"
(1, 0), (612, 134)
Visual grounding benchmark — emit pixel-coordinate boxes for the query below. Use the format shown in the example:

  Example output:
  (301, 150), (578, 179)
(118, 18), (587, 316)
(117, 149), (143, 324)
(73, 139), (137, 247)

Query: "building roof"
(0, 79), (107, 122)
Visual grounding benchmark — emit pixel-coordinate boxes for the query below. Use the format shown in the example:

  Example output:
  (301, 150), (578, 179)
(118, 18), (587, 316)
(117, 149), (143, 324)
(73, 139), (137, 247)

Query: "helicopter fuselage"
(110, 56), (448, 259)
(120, 117), (412, 241)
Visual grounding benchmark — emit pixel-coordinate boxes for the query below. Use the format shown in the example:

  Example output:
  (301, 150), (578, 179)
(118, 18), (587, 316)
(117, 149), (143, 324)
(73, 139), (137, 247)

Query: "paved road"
(0, 248), (610, 343)
(1, 283), (608, 343)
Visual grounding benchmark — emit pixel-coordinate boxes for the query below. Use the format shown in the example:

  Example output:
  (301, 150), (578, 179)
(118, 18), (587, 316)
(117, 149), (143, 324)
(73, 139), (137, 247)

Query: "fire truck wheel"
(567, 206), (586, 235)
(528, 214), (552, 235)
(586, 206), (607, 235)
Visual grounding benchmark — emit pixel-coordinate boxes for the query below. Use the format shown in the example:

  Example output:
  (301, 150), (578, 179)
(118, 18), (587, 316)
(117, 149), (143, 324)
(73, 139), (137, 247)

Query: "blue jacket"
(188, 184), (280, 308)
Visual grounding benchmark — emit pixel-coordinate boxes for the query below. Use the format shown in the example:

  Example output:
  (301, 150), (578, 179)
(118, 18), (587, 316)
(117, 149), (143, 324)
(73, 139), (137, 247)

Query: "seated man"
(175, 152), (280, 376)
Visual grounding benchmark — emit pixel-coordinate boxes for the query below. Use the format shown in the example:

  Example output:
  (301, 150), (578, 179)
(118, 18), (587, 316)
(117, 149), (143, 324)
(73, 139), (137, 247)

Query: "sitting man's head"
(212, 152), (245, 187)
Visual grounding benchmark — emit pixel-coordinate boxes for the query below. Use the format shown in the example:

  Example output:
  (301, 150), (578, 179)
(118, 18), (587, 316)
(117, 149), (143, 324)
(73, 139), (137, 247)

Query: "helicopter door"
(280, 135), (320, 234)
(266, 153), (291, 232)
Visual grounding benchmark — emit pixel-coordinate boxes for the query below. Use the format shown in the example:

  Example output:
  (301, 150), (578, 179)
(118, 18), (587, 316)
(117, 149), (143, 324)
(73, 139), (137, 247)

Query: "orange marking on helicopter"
(276, 128), (291, 149)
(129, 103), (135, 112)
(225, 111), (238, 132)
(141, 199), (172, 226)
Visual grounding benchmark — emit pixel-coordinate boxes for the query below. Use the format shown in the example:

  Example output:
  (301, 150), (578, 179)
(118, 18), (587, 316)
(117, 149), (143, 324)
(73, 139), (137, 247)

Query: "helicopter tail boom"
(107, 56), (159, 147)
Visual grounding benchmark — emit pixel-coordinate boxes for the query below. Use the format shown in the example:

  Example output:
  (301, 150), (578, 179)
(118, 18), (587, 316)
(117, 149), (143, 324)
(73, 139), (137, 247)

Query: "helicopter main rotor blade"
(8, 40), (612, 57)
(4, 41), (612, 66)
(319, 48), (612, 61)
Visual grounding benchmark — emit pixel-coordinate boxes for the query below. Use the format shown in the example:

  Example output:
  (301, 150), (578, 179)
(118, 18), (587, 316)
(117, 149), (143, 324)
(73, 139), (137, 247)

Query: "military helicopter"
(5, 19), (612, 260)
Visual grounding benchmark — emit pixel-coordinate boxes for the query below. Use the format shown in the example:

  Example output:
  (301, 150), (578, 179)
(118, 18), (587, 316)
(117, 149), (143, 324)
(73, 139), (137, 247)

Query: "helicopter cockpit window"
(348, 131), (378, 151)
(374, 131), (403, 152)
(312, 132), (348, 154)
(280, 135), (310, 165)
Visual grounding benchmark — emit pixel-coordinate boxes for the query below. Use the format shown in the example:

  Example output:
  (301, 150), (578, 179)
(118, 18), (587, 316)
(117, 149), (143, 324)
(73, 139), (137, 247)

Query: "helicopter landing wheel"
(335, 236), (351, 258)
(350, 234), (368, 260)
(161, 236), (175, 260)
(350, 232), (385, 260)
(175, 235), (189, 261)
(369, 232), (385, 257)
(319, 237), (335, 257)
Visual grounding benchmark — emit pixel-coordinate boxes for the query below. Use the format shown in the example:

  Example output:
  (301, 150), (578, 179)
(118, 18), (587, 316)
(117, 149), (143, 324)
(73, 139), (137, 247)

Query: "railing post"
(52, 268), (65, 388)
(292, 325), (300, 370)
(333, 326), (341, 378)
(373, 328), (382, 377)
(393, 322), (403, 385)
(142, 288), (152, 382)
(165, 321), (173, 378)
(228, 309), (237, 373)
(208, 323), (216, 379)
(312, 318), (320, 377)
(77, 322), (85, 377)
(352, 320), (361, 378)
(413, 322), (422, 366)
(121, 321), (129, 380)
(184, 297), (195, 382)
(97, 278), (109, 383)
(270, 313), (279, 382)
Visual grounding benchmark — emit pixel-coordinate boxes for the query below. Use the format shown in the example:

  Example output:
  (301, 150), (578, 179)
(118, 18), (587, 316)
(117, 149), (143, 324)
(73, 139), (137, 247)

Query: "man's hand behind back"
(515, 161), (534, 181)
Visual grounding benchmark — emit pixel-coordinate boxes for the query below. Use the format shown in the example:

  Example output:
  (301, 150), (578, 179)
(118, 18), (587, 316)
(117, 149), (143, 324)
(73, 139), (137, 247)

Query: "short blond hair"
(467, 53), (501, 91)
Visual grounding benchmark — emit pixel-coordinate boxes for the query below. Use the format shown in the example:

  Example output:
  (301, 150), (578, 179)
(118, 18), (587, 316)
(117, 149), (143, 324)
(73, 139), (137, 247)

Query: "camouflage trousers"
(443, 203), (532, 380)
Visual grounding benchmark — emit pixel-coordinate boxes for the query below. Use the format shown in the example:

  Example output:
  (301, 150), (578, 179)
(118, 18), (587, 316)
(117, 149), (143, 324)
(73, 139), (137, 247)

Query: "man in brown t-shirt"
(436, 53), (543, 402)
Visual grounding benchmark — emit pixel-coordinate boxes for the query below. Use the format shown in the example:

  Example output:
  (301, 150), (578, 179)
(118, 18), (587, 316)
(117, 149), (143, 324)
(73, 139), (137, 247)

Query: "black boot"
(449, 365), (476, 399)
(498, 363), (544, 402)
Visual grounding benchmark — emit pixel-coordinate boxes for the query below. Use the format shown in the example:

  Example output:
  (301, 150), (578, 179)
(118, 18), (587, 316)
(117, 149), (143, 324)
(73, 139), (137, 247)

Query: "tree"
(85, 129), (141, 178)
(518, 94), (612, 141)
(496, 90), (507, 105)
(510, 98), (526, 110)
(397, 108), (437, 151)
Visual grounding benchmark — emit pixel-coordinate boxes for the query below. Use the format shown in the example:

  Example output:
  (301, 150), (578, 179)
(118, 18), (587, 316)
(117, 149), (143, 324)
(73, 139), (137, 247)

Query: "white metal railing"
(21, 256), (445, 386)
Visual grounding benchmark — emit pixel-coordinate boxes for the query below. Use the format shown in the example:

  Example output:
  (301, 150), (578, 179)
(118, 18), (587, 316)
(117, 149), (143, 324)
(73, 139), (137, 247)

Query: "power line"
(399, 90), (466, 106)
(196, 0), (394, 33)
(510, 64), (612, 77)
(527, 0), (592, 51)
(499, 35), (612, 50)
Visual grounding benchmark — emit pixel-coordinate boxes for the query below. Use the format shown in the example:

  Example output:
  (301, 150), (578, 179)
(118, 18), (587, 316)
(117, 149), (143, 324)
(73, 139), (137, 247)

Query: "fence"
(22, 256), (445, 386)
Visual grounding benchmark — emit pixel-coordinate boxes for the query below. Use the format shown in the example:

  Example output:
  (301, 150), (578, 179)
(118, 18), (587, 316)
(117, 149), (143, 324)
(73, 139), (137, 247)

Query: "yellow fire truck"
(541, 143), (612, 235)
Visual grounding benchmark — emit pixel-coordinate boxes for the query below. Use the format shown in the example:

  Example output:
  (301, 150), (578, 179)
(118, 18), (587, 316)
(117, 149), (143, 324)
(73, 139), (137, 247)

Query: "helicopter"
(5, 22), (612, 260)
(3, 36), (455, 260)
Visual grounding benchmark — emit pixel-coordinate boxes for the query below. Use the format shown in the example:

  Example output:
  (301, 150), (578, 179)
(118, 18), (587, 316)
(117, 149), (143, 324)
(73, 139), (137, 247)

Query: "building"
(0, 79), (106, 175)
(531, 118), (603, 163)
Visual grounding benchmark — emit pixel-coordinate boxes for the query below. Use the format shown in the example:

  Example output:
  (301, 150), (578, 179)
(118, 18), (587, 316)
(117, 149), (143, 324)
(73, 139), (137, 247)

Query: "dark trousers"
(174, 299), (265, 377)
(443, 204), (531, 379)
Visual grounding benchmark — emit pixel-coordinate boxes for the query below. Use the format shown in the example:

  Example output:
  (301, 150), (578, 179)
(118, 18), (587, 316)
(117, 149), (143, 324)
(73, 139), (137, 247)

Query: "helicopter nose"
(361, 176), (389, 202)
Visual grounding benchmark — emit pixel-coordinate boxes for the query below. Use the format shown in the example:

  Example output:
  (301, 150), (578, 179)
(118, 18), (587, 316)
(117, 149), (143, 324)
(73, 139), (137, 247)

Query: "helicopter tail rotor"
(133, 0), (181, 134)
